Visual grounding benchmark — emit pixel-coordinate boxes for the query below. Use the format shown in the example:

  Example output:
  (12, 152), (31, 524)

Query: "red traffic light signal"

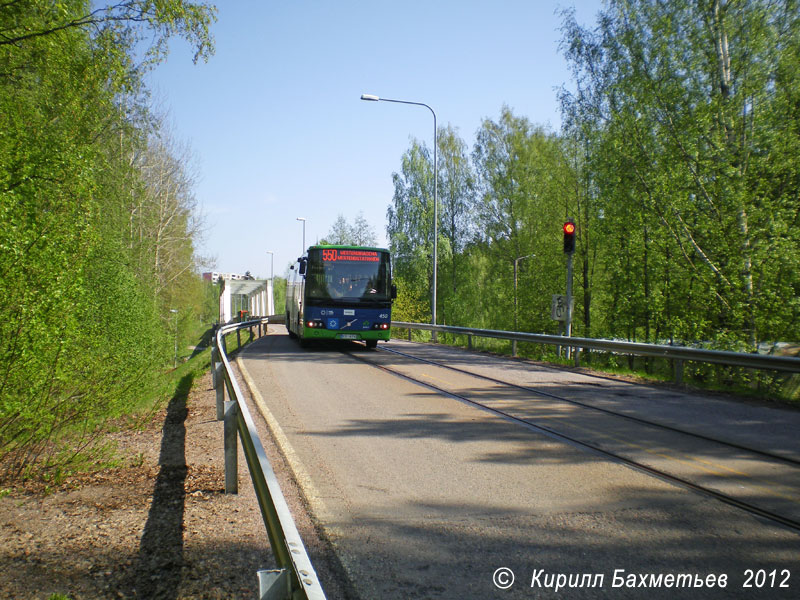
(563, 221), (576, 253)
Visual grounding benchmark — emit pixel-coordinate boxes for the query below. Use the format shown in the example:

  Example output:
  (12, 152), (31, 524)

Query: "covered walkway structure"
(219, 279), (274, 323)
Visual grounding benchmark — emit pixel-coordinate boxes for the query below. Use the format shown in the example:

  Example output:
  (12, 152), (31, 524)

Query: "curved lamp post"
(512, 254), (535, 356)
(361, 93), (439, 339)
(266, 250), (274, 281)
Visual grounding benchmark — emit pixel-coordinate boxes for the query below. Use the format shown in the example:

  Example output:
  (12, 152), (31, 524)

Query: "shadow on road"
(130, 373), (192, 599)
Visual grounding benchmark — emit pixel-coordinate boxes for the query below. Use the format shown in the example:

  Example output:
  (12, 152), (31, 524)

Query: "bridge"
(213, 319), (800, 599)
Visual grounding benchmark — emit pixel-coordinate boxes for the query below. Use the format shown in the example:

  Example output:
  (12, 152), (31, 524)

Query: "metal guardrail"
(392, 321), (800, 383)
(212, 318), (327, 600)
(208, 315), (796, 597)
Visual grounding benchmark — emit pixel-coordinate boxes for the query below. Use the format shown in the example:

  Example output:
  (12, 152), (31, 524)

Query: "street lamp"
(266, 251), (275, 317)
(296, 217), (306, 254)
(169, 308), (178, 368)
(266, 250), (274, 281)
(513, 254), (535, 356)
(361, 93), (439, 338)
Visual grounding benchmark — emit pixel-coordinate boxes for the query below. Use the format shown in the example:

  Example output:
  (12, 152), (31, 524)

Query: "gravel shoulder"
(0, 355), (352, 599)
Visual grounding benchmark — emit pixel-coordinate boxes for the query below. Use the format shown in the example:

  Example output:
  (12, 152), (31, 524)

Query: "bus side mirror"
(299, 259), (307, 276)
(391, 284), (397, 299)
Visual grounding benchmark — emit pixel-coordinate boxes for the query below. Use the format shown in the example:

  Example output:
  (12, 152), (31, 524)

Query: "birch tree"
(0, 0), (216, 479)
(560, 0), (800, 347)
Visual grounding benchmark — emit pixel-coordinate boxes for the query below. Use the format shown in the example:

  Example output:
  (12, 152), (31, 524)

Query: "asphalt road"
(239, 331), (800, 599)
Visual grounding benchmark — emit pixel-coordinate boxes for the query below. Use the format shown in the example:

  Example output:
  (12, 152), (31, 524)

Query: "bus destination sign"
(322, 249), (380, 262)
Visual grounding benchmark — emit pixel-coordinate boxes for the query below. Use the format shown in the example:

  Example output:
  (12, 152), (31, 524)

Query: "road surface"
(239, 331), (799, 599)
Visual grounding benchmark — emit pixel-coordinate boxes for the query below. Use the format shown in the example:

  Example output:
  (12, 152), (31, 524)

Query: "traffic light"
(563, 221), (576, 254)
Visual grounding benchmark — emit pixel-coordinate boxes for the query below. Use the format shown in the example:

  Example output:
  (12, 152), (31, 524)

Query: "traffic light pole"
(563, 219), (576, 360)
(565, 252), (573, 360)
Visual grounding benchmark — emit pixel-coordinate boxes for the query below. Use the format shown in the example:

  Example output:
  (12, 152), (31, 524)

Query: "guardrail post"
(574, 347), (581, 368)
(215, 364), (225, 420)
(210, 347), (218, 387)
(467, 334), (472, 351)
(214, 320), (329, 599)
(408, 328), (412, 342)
(224, 400), (238, 494)
(237, 328), (242, 348)
(674, 359), (684, 385)
(258, 569), (290, 600)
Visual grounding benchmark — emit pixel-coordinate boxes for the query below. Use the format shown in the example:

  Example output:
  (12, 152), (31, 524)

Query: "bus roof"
(307, 244), (389, 253)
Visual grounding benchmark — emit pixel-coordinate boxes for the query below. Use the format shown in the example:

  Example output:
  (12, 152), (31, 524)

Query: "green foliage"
(320, 212), (377, 246)
(388, 110), (573, 335)
(0, 1), (216, 480)
(386, 1), (799, 399)
(272, 277), (287, 317)
(388, 138), (435, 302)
(560, 0), (800, 348)
(391, 276), (429, 323)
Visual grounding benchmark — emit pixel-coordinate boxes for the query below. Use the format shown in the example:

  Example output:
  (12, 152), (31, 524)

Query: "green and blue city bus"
(286, 245), (396, 348)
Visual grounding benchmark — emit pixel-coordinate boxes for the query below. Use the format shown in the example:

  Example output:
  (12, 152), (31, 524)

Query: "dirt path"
(0, 366), (352, 599)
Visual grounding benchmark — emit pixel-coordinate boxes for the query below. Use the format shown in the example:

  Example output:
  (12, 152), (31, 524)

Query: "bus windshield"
(306, 248), (391, 303)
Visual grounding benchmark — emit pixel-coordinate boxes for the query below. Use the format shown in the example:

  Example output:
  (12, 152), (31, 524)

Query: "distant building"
(202, 272), (248, 284)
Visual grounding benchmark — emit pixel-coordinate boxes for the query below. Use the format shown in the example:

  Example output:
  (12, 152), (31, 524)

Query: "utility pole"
(513, 254), (534, 357)
(296, 217), (306, 254)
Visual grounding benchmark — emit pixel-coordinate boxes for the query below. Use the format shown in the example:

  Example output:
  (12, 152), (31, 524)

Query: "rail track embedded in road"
(381, 346), (800, 468)
(342, 344), (800, 533)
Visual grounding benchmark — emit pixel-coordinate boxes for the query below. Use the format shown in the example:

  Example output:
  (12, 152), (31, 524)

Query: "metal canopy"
(226, 279), (268, 296)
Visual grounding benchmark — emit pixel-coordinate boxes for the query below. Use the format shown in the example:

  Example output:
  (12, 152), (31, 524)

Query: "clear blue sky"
(145, 0), (603, 279)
